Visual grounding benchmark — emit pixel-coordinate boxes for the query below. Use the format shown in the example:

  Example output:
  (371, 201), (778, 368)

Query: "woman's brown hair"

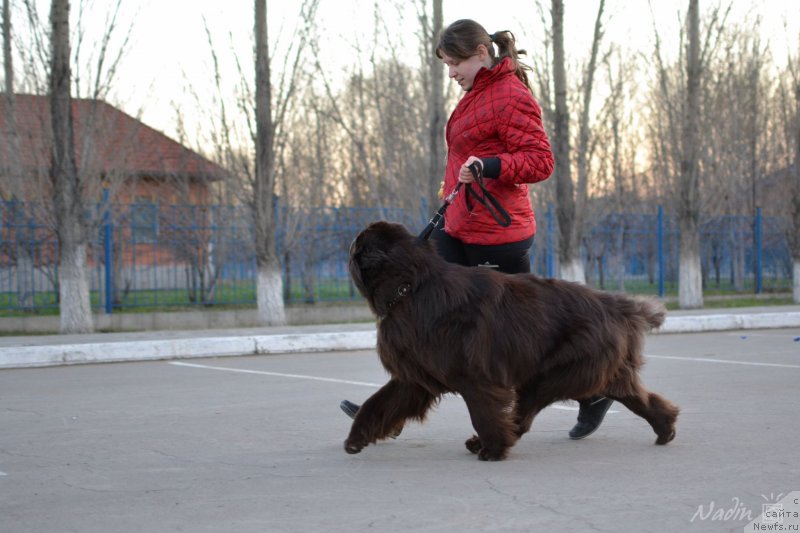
(435, 19), (532, 91)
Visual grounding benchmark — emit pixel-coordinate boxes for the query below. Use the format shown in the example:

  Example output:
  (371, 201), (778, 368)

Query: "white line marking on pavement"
(648, 355), (800, 369)
(168, 362), (615, 412)
(0, 471), (7, 476)
(169, 361), (383, 387)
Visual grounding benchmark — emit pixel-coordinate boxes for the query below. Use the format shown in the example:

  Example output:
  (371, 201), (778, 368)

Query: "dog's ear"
(351, 229), (386, 266)
(356, 247), (389, 270)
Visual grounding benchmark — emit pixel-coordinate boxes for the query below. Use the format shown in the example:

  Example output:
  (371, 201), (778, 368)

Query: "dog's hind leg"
(458, 384), (517, 461)
(513, 380), (553, 439)
(344, 379), (436, 455)
(607, 379), (679, 445)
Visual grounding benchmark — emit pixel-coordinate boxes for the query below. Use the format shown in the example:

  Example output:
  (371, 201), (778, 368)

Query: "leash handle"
(465, 160), (512, 228)
(467, 160), (483, 181)
(415, 159), (511, 243)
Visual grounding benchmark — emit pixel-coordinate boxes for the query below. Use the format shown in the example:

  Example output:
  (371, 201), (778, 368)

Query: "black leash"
(415, 161), (511, 243)
(416, 182), (462, 243)
(464, 162), (512, 229)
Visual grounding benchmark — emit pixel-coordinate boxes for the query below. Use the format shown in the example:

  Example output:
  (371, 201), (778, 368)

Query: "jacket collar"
(470, 56), (515, 93)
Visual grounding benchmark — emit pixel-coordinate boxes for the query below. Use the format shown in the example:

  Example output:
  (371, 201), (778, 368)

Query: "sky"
(5, 0), (798, 147)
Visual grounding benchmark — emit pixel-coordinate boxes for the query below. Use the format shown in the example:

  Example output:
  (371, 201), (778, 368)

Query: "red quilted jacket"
(443, 57), (554, 245)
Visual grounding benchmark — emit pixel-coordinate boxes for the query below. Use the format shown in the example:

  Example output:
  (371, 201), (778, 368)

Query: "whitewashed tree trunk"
(59, 243), (93, 333)
(560, 258), (586, 284)
(257, 267), (285, 326)
(679, 228), (703, 308)
(793, 260), (800, 304)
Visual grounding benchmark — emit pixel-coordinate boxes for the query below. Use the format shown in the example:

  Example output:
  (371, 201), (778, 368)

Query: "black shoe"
(569, 397), (614, 440)
(340, 399), (402, 438)
(340, 400), (360, 420)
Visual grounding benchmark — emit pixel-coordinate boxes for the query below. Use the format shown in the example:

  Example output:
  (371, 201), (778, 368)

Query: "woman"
(341, 19), (612, 440)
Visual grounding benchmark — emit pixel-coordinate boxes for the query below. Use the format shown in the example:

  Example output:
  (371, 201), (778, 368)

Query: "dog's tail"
(631, 296), (667, 330)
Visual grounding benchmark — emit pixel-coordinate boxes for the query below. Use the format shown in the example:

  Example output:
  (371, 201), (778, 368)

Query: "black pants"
(431, 227), (533, 275)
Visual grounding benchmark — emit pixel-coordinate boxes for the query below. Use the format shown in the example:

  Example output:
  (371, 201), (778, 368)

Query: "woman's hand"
(458, 156), (483, 183)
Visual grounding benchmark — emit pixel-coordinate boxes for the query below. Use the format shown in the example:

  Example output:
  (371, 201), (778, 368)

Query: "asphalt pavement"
(1, 327), (799, 532)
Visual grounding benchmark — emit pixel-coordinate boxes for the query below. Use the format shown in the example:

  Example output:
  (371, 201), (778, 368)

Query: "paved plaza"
(1, 327), (799, 532)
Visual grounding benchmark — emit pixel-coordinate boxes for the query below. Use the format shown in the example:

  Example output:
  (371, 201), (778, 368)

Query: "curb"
(0, 331), (378, 369)
(657, 312), (800, 334)
(1, 312), (799, 370)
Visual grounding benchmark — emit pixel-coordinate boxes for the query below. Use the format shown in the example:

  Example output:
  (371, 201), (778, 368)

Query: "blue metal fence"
(0, 200), (793, 313)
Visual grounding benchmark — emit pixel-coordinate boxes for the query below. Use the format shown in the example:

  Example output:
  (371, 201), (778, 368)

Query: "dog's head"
(348, 221), (434, 316)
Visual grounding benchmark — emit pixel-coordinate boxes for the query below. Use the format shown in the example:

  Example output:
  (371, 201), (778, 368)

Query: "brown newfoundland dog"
(345, 221), (679, 461)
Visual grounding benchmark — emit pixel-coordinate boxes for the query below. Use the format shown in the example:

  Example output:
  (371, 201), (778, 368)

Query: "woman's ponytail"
(490, 30), (532, 92)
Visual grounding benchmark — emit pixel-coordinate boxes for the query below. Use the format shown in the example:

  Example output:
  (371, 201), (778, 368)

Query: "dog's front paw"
(655, 428), (676, 445)
(465, 435), (482, 454)
(344, 437), (366, 454)
(478, 447), (508, 462)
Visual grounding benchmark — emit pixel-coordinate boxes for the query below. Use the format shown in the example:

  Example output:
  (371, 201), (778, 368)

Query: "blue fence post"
(755, 207), (762, 294)
(103, 189), (114, 314)
(657, 205), (665, 298)
(546, 203), (555, 278)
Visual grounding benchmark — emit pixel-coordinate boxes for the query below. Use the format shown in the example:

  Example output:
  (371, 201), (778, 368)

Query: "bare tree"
(595, 45), (639, 291)
(788, 40), (800, 302)
(2, 0), (134, 326)
(792, 78), (800, 303)
(2, 0), (16, 172)
(700, 24), (769, 291)
(549, 0), (606, 282)
(178, 1), (318, 311)
(674, 0), (702, 307)
(252, 0), (284, 325)
(49, 0), (92, 332)
(2, 0), (35, 310)
(647, 1), (731, 307)
(550, 0), (573, 279)
(417, 0), (444, 206)
(310, 41), (385, 216)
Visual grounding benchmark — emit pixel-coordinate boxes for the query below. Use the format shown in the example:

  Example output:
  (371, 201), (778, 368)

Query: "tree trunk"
(50, 0), (93, 332)
(2, 0), (9, 94)
(4, 0), (34, 309)
(426, 0), (445, 206)
(551, 0), (582, 282)
(792, 75), (800, 303)
(59, 243), (93, 332)
(794, 261), (800, 304)
(679, 218), (703, 306)
(678, 0), (703, 309)
(254, 0), (286, 325)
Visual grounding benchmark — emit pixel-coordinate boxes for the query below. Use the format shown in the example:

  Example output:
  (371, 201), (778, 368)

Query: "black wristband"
(480, 157), (501, 179)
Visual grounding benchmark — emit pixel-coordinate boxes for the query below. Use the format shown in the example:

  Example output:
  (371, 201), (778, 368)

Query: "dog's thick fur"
(345, 221), (679, 461)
